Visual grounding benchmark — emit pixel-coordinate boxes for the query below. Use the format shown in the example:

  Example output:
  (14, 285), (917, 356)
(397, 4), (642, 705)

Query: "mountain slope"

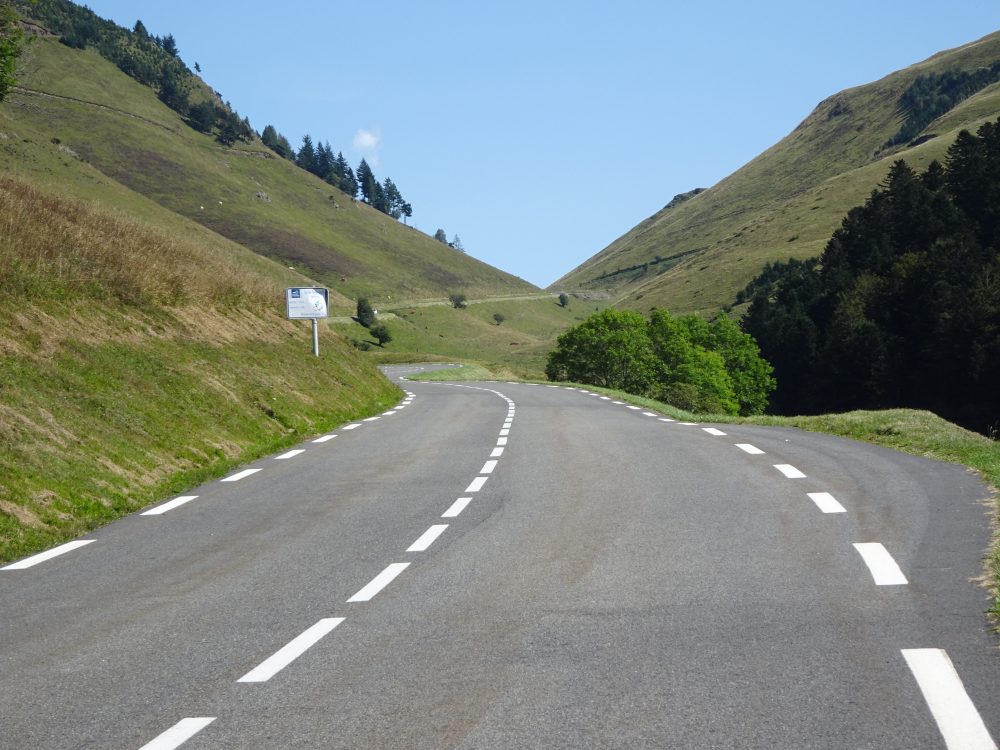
(3, 32), (537, 306)
(552, 31), (1000, 315)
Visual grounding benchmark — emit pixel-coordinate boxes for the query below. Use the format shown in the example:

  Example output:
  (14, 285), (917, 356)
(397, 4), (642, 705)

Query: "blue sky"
(83, 1), (1000, 288)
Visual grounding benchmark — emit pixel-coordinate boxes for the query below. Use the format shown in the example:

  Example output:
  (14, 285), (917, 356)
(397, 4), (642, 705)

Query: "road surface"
(1, 365), (998, 748)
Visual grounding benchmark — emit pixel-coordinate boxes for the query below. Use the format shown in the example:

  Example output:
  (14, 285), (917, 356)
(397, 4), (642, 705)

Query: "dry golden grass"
(0, 174), (278, 309)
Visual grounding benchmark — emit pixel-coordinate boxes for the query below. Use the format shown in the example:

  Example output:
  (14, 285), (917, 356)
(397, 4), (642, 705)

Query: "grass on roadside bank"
(412, 368), (1000, 626)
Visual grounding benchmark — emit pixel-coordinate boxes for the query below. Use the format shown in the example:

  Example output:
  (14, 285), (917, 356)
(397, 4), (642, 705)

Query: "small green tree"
(493, 312), (506, 325)
(545, 309), (657, 393)
(558, 292), (569, 308)
(356, 297), (376, 328)
(434, 228), (448, 243)
(449, 293), (467, 309)
(370, 323), (392, 347)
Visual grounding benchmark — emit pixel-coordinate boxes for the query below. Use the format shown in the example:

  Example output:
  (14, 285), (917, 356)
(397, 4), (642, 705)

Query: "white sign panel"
(286, 287), (329, 319)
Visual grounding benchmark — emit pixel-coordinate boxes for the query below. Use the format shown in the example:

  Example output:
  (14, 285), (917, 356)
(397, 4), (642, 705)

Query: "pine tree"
(296, 135), (316, 172)
(357, 159), (376, 204)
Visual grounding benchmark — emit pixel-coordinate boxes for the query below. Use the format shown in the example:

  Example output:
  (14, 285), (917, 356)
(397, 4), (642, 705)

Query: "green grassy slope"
(4, 36), (537, 307)
(331, 295), (609, 377)
(552, 31), (1000, 315)
(0, 174), (401, 564)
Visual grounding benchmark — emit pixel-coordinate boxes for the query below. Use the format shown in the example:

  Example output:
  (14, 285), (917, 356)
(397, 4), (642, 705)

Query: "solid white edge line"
(481, 460), (498, 474)
(774, 464), (806, 479)
(853, 542), (908, 585)
(443, 497), (472, 518)
(312, 435), (337, 443)
(238, 618), (345, 683)
(808, 492), (847, 513)
(138, 717), (216, 750)
(141, 496), (198, 516)
(275, 449), (305, 460)
(407, 524), (449, 552)
(221, 468), (261, 482)
(2, 539), (95, 570)
(902, 648), (998, 750)
(703, 427), (727, 436)
(347, 562), (410, 602)
(736, 443), (765, 455)
(466, 476), (488, 493)
(490, 447), (504, 457)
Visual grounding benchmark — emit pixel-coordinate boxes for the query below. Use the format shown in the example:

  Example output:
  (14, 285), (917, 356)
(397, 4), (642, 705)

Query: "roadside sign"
(285, 287), (329, 320)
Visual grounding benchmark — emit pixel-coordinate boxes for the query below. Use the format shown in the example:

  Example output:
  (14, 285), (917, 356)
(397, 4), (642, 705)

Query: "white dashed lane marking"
(466, 476), (489, 493)
(275, 450), (305, 460)
(342, 424), (361, 431)
(774, 464), (806, 479)
(497, 437), (508, 446)
(442, 498), (472, 518)
(736, 443), (765, 455)
(490, 447), (504, 457)
(312, 435), (337, 443)
(808, 492), (846, 513)
(406, 524), (449, 552)
(237, 618), (345, 683)
(1, 540), (95, 570)
(480, 460), (498, 474)
(221, 468), (261, 482)
(347, 563), (410, 603)
(141, 496), (198, 516)
(853, 543), (908, 585)
(902, 649), (998, 750)
(138, 717), (216, 750)
(702, 428), (727, 436)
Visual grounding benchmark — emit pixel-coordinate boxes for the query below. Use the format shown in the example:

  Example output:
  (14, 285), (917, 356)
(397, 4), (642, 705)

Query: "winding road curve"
(1, 365), (998, 748)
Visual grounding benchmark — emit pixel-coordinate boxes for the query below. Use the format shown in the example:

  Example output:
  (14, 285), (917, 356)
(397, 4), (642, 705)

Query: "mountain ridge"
(552, 30), (1000, 316)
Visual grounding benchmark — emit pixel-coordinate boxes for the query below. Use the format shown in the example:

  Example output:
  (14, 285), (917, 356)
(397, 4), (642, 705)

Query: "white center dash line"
(499, 428), (510, 436)
(238, 618), (345, 682)
(490, 447), (504, 457)
(407, 524), (449, 552)
(342, 424), (361, 430)
(466, 476), (489, 493)
(774, 464), (806, 479)
(480, 460), (498, 474)
(703, 427), (727, 436)
(348, 563), (410, 602)
(808, 492), (846, 513)
(312, 434), (337, 443)
(497, 437), (508, 446)
(902, 648), (997, 750)
(138, 717), (216, 750)
(363, 416), (380, 422)
(142, 496), (198, 516)
(222, 468), (261, 482)
(2, 539), (95, 570)
(275, 449), (305, 460)
(736, 443), (765, 455)
(443, 498), (472, 518)
(853, 543), (908, 585)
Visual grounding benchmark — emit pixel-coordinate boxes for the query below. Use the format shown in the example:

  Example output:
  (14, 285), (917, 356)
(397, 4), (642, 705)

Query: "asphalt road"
(1, 364), (998, 749)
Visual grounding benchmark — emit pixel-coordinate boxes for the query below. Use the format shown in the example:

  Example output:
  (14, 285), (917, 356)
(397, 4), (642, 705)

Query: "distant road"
(1, 365), (997, 748)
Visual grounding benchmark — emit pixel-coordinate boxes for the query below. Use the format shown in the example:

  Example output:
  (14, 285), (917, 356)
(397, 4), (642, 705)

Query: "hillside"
(552, 30), (1000, 315)
(0, 174), (402, 564)
(2, 28), (537, 307)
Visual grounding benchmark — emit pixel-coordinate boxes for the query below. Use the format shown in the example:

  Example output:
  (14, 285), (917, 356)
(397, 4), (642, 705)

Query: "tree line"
(19, 1), (416, 220)
(260, 128), (413, 222)
(743, 117), (1000, 434)
(546, 308), (775, 416)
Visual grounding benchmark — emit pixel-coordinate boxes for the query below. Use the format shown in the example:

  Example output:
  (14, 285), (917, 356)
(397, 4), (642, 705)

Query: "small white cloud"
(353, 129), (379, 151)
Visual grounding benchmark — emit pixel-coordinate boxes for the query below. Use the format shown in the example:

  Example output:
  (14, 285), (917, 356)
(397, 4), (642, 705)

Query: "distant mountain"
(552, 31), (1000, 315)
(3, 3), (537, 306)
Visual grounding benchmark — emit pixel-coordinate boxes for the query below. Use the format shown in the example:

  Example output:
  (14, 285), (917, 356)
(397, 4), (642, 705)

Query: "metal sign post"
(285, 287), (329, 356)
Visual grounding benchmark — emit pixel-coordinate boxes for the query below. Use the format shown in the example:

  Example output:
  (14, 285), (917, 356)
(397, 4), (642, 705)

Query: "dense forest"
(743, 117), (1000, 433)
(15, 0), (412, 220)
